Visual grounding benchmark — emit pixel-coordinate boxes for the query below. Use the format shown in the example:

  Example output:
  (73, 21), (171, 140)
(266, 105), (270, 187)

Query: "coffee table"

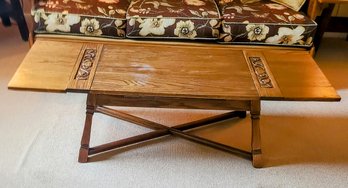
(78, 42), (264, 167)
(9, 36), (340, 168)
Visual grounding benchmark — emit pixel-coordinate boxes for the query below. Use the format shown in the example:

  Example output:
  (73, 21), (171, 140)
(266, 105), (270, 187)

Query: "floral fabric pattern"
(31, 0), (317, 47)
(32, 0), (129, 38)
(126, 0), (221, 40)
(218, 0), (316, 47)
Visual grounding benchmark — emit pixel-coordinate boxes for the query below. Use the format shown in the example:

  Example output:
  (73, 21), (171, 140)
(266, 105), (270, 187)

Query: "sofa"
(30, 0), (316, 48)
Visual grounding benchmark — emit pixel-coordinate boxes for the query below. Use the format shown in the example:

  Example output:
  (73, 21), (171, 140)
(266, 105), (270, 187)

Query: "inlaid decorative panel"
(68, 44), (104, 91)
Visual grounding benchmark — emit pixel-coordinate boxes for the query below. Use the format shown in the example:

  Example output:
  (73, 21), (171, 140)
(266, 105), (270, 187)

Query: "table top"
(90, 42), (259, 100)
(8, 36), (340, 102)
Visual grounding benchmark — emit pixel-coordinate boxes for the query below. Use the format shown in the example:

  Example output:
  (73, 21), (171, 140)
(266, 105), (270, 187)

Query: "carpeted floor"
(1, 25), (348, 188)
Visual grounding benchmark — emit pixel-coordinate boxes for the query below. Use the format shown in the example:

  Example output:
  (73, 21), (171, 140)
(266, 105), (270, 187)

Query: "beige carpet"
(1, 25), (348, 187)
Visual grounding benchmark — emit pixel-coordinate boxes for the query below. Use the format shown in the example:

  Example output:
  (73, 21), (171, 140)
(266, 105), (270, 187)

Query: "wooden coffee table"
(9, 36), (340, 168)
(78, 42), (264, 167)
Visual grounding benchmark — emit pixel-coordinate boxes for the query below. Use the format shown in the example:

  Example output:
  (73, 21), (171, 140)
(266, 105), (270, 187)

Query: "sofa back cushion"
(126, 0), (221, 40)
(32, 0), (129, 38)
(218, 0), (316, 47)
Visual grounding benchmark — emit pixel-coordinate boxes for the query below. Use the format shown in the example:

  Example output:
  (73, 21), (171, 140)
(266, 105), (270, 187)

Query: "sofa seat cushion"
(31, 0), (129, 38)
(126, 0), (221, 40)
(218, 0), (316, 47)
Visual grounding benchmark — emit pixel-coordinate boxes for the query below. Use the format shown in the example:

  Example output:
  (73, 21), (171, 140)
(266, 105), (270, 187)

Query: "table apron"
(93, 94), (254, 111)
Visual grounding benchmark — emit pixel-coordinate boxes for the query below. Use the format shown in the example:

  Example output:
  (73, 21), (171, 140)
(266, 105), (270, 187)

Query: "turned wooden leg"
(78, 94), (96, 163)
(251, 100), (262, 168)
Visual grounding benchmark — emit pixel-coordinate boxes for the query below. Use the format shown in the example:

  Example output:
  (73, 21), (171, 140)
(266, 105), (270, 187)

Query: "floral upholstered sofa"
(31, 0), (315, 48)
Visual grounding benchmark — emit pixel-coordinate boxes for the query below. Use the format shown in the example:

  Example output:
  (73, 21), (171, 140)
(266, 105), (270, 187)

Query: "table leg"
(78, 94), (96, 163)
(77, 94), (257, 166)
(92, 106), (251, 159)
(251, 100), (262, 168)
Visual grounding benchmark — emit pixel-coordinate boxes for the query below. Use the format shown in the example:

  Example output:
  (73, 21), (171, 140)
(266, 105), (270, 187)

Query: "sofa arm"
(31, 0), (35, 8)
(307, 0), (318, 19)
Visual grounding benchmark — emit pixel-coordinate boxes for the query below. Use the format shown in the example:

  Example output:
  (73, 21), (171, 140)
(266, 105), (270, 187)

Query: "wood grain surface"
(91, 43), (259, 100)
(35, 35), (308, 51)
(8, 39), (83, 91)
(8, 37), (340, 102)
(318, 0), (348, 3)
(243, 50), (282, 99)
(67, 44), (104, 91)
(263, 50), (341, 101)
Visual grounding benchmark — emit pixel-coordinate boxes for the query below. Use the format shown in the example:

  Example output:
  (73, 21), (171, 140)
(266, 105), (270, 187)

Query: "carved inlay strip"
(249, 57), (273, 88)
(75, 48), (97, 80)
